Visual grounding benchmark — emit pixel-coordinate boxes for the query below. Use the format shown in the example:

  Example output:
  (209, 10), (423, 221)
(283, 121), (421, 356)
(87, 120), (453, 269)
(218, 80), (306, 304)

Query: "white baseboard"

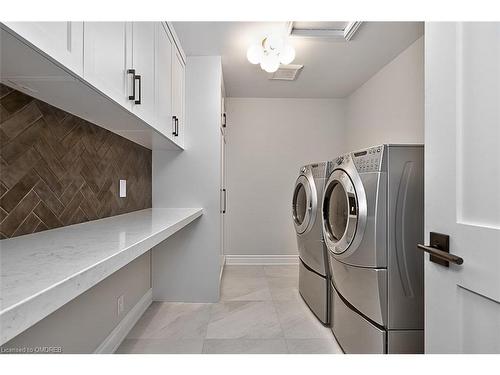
(225, 255), (299, 265)
(94, 288), (152, 354)
(219, 255), (226, 279)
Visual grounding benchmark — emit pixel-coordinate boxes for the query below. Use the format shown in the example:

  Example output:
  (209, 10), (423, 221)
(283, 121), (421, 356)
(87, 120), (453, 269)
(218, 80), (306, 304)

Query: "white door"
(132, 22), (156, 126)
(172, 49), (185, 146)
(155, 23), (174, 139)
(4, 22), (84, 76)
(425, 22), (500, 354)
(83, 22), (132, 110)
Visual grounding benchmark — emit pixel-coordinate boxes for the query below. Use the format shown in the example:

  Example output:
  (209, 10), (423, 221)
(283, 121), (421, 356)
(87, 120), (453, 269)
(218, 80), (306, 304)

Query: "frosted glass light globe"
(265, 35), (284, 53)
(279, 44), (296, 65)
(260, 53), (280, 73)
(247, 44), (263, 64)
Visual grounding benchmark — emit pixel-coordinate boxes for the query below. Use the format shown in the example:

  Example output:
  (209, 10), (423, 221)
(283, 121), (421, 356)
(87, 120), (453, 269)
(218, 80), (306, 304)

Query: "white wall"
(224, 37), (424, 260)
(152, 56), (222, 302)
(224, 98), (346, 258)
(346, 37), (424, 150)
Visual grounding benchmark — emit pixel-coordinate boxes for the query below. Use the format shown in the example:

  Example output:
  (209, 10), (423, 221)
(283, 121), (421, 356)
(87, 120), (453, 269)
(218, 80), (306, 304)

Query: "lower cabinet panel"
(387, 330), (424, 354)
(330, 283), (386, 354)
(330, 284), (424, 354)
(298, 260), (329, 324)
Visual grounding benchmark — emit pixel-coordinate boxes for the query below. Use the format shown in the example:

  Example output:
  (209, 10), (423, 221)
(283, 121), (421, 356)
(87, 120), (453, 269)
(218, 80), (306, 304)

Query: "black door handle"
(172, 116), (177, 136)
(417, 232), (464, 267)
(127, 69), (136, 101)
(222, 113), (227, 128)
(417, 244), (464, 265)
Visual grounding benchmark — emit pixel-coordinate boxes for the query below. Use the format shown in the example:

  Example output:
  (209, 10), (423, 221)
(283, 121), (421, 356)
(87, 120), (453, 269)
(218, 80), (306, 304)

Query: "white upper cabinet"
(131, 22), (156, 126)
(1, 22), (186, 149)
(155, 23), (174, 139)
(155, 22), (186, 147)
(83, 22), (133, 110)
(3, 22), (84, 76)
(172, 47), (186, 146)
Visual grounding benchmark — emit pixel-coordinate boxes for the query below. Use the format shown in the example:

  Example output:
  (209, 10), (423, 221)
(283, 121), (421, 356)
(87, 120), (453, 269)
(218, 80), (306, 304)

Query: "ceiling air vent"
(269, 64), (304, 81)
(287, 21), (363, 41)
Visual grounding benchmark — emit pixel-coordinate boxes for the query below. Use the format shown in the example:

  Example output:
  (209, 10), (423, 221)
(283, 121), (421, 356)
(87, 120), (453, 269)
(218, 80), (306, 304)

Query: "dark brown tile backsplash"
(0, 84), (152, 239)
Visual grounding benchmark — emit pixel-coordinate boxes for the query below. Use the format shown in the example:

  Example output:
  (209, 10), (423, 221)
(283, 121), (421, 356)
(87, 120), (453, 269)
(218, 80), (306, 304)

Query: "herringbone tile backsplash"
(0, 84), (152, 239)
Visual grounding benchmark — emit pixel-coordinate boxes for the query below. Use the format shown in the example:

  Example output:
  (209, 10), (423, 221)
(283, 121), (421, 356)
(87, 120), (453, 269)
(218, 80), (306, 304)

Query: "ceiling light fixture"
(247, 35), (296, 73)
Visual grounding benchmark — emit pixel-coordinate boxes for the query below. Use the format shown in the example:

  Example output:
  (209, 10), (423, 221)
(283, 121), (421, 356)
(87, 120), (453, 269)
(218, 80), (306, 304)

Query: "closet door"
(131, 22), (156, 126)
(4, 22), (84, 76)
(83, 22), (132, 110)
(155, 23), (174, 139)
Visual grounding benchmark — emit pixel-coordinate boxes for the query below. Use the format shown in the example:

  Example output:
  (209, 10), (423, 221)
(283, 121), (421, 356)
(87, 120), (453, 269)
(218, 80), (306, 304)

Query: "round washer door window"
(292, 175), (316, 234)
(323, 169), (358, 254)
(293, 183), (308, 225)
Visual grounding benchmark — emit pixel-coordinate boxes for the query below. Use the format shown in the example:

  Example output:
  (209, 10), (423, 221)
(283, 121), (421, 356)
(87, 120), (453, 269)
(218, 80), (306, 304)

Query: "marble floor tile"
(286, 339), (343, 354)
(126, 302), (211, 339)
(220, 275), (272, 301)
(206, 301), (282, 339)
(223, 265), (265, 278)
(267, 275), (300, 301)
(202, 339), (288, 354)
(263, 265), (299, 278)
(119, 265), (342, 354)
(274, 299), (333, 339)
(116, 338), (204, 354)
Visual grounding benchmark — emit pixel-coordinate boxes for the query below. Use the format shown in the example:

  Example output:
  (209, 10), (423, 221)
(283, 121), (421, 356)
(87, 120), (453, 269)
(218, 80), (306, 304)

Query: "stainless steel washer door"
(293, 174), (317, 234)
(323, 169), (366, 256)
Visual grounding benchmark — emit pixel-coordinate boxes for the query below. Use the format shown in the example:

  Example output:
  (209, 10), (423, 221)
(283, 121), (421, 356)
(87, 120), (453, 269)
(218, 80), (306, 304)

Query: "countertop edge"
(0, 208), (203, 346)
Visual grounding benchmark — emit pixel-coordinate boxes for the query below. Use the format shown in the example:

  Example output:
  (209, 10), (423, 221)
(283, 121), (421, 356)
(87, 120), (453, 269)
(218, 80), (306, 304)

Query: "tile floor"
(117, 265), (343, 354)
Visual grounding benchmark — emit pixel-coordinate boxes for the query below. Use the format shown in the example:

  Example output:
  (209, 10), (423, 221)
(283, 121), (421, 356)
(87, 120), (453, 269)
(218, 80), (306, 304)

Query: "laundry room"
(1, 4), (499, 367)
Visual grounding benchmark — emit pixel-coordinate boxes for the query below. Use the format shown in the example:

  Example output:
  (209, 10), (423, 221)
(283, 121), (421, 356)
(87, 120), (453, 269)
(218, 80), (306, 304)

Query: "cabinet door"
(83, 22), (132, 110)
(155, 23), (174, 138)
(4, 22), (84, 76)
(221, 96), (226, 136)
(172, 49), (185, 145)
(132, 22), (156, 126)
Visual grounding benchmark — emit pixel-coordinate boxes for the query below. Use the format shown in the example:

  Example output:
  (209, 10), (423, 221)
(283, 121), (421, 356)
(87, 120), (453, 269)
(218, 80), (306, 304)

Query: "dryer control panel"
(352, 145), (384, 173)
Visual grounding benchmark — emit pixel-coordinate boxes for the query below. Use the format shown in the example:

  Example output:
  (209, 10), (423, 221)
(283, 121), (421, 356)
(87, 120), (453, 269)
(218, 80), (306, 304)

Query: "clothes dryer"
(322, 145), (424, 353)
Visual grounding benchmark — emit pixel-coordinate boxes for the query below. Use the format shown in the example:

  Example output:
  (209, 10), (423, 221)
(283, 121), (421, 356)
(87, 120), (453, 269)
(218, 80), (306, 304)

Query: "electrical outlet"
(117, 295), (125, 316)
(119, 180), (126, 198)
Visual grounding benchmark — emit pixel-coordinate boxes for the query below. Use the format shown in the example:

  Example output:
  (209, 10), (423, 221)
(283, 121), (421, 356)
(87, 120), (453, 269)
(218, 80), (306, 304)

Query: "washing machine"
(322, 144), (424, 353)
(292, 162), (330, 324)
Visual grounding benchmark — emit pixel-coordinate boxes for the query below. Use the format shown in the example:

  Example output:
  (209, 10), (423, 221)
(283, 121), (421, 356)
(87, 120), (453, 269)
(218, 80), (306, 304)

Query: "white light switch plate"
(119, 180), (126, 198)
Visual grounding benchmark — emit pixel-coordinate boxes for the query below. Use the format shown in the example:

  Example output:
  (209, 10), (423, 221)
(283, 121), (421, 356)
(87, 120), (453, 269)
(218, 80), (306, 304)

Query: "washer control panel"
(310, 162), (327, 179)
(352, 145), (384, 173)
(301, 162), (327, 179)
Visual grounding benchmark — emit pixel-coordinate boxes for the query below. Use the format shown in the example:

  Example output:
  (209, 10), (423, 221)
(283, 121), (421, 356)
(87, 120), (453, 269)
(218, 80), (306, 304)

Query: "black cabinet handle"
(135, 75), (142, 105)
(222, 188), (227, 214)
(127, 69), (136, 101)
(171, 117), (179, 137)
(222, 113), (227, 128)
(172, 116), (179, 137)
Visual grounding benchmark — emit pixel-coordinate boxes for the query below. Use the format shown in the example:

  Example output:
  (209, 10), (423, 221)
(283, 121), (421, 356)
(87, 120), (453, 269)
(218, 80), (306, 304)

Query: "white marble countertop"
(0, 207), (203, 345)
